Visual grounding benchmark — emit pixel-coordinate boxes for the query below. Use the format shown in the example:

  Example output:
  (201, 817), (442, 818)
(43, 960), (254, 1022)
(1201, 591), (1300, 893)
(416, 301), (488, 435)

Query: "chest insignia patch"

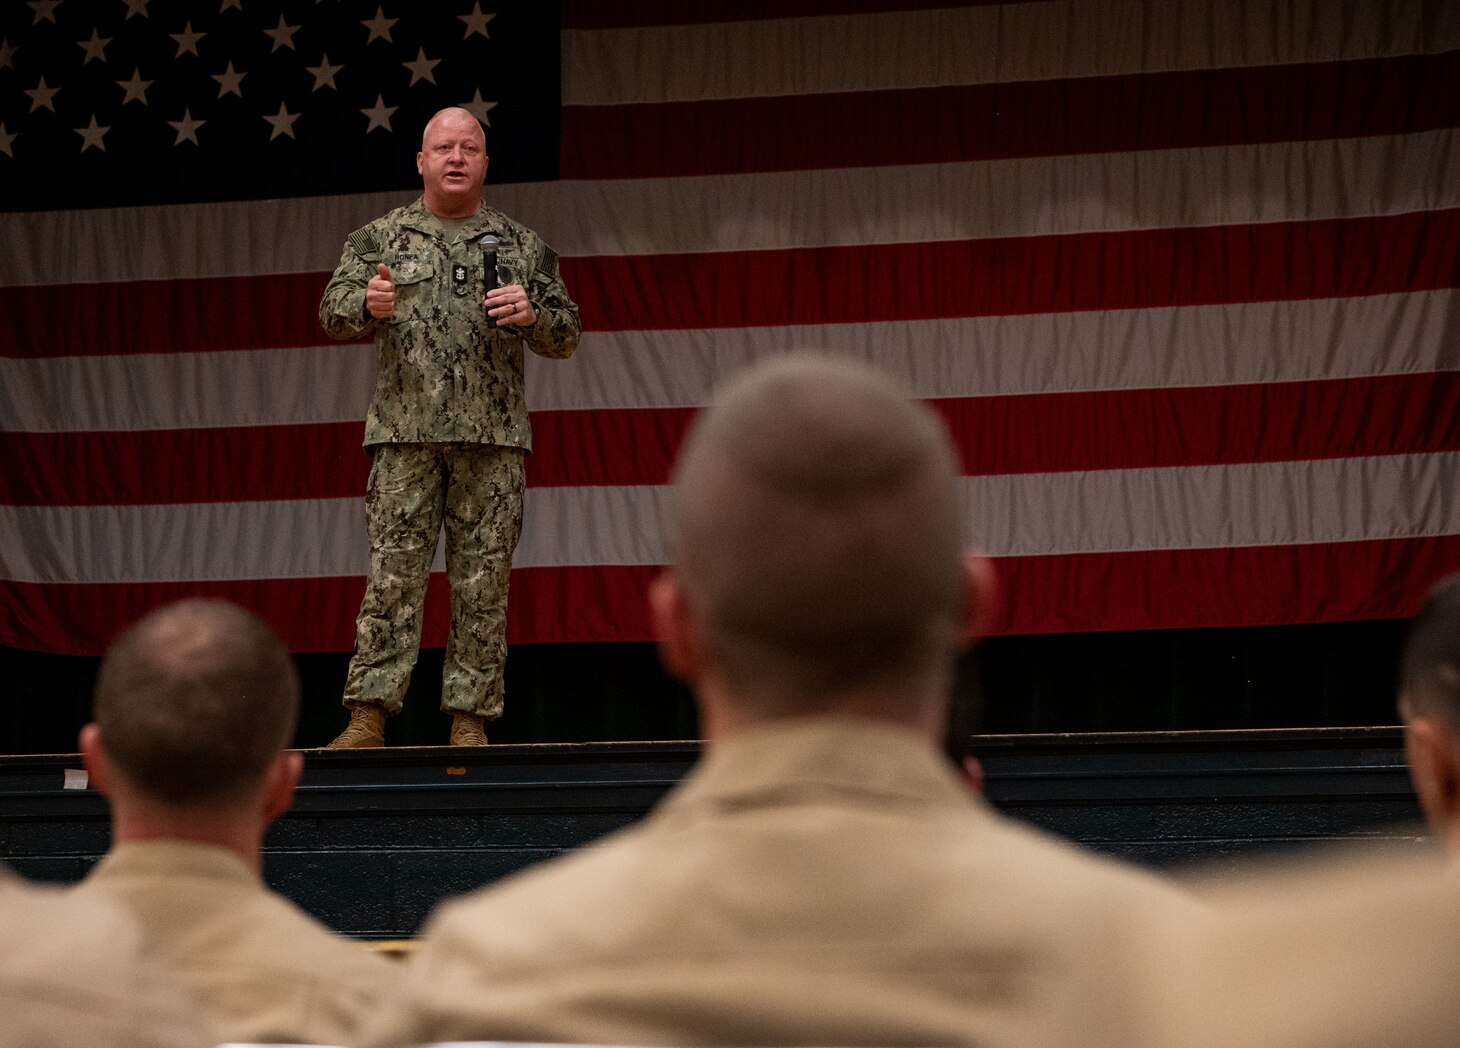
(452, 263), (469, 294)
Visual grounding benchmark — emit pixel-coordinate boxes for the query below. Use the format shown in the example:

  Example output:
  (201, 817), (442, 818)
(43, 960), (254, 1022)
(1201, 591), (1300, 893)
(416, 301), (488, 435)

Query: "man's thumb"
(376, 262), (392, 281)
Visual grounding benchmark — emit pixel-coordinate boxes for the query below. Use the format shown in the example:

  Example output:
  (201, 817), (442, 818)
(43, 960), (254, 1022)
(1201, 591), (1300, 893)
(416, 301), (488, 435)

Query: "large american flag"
(2, 0), (1458, 657)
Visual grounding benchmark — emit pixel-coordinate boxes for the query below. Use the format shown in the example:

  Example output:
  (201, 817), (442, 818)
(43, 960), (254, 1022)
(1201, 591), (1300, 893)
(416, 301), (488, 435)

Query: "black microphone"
(479, 234), (499, 294)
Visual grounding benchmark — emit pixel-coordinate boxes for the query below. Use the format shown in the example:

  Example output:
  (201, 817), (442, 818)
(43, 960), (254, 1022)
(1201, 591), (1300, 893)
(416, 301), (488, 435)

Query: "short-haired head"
(417, 107), (489, 218)
(93, 599), (300, 807)
(667, 355), (966, 721)
(421, 106), (485, 150)
(1401, 572), (1460, 728)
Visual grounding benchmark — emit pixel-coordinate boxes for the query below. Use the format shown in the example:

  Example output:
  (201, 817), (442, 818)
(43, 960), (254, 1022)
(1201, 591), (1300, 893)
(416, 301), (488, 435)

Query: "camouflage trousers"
(343, 442), (525, 718)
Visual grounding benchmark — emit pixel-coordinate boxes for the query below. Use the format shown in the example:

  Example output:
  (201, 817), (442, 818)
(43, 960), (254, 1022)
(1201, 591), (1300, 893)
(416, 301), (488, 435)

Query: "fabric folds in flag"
(1, 0), (1457, 655)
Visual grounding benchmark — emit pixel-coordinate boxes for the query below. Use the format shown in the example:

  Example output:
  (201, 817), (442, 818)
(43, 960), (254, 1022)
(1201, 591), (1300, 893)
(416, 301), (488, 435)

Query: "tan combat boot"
(450, 712), (489, 747)
(326, 705), (386, 748)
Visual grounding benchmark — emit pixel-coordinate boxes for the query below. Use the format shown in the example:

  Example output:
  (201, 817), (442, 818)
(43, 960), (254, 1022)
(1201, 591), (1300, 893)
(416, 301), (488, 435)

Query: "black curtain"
(0, 618), (1406, 754)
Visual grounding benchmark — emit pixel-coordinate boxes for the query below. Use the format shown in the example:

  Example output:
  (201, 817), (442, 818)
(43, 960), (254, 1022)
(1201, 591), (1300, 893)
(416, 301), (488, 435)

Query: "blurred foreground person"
(363, 356), (1195, 1048)
(1147, 572), (1460, 1048)
(1160, 844), (1460, 1048)
(76, 599), (393, 1045)
(1399, 571), (1460, 855)
(0, 863), (209, 1047)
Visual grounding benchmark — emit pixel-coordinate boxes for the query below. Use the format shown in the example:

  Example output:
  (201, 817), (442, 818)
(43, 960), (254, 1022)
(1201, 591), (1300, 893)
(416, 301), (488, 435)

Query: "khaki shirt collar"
(89, 840), (258, 886)
(657, 715), (977, 825)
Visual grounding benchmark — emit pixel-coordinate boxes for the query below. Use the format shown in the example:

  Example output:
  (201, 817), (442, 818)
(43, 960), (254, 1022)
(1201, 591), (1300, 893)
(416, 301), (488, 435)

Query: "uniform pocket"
(386, 253), (435, 324)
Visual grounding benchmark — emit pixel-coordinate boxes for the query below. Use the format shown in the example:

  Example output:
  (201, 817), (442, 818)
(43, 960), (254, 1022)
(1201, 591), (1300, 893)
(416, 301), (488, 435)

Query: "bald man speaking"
(320, 108), (581, 748)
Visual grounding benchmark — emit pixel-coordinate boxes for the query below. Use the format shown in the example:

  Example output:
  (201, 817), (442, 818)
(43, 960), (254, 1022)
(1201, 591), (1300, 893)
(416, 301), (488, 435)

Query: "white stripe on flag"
(0, 345), (377, 433)
(2, 130), (1456, 286)
(4, 291), (1453, 432)
(4, 452), (1457, 583)
(532, 291), (1460, 410)
(563, 0), (1460, 105)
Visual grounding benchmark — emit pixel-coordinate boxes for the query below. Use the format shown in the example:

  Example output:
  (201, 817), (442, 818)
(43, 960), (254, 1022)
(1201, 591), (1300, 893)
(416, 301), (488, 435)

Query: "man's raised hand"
(366, 262), (396, 319)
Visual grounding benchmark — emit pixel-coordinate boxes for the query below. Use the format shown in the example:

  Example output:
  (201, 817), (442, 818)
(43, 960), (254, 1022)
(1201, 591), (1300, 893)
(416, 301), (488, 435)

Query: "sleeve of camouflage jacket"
(521, 239), (581, 360)
(318, 226), (382, 342)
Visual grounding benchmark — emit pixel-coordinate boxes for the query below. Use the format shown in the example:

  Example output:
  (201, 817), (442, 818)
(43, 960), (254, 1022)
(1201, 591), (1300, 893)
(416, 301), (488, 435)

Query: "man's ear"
(415, 151), (425, 176)
(78, 723), (111, 796)
(261, 750), (303, 822)
(650, 570), (702, 684)
(959, 756), (986, 795)
(1403, 710), (1460, 841)
(961, 552), (998, 649)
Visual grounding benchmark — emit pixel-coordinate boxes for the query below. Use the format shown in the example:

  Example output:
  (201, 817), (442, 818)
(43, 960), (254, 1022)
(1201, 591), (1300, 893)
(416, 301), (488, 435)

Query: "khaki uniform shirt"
(0, 864), (209, 1048)
(1156, 851), (1460, 1048)
(78, 840), (395, 1046)
(318, 197), (580, 450)
(362, 717), (1197, 1048)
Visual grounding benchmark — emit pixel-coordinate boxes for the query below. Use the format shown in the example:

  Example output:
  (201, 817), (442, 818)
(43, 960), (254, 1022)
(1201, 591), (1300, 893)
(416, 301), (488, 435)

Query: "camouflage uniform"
(319, 197), (580, 718)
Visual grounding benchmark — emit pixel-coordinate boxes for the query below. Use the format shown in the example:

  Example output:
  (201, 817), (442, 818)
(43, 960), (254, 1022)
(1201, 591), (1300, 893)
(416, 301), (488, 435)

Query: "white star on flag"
(264, 15), (300, 53)
(171, 20), (204, 57)
(361, 6), (397, 45)
(24, 75), (60, 113)
(0, 122), (16, 158)
(28, 1), (62, 25)
(459, 3), (494, 40)
(263, 103), (301, 140)
(306, 54), (342, 91)
(77, 29), (111, 64)
(117, 68), (152, 105)
(75, 116), (110, 153)
(460, 89), (496, 126)
(212, 61), (246, 98)
(360, 94), (396, 133)
(403, 47), (440, 86)
(167, 108), (205, 145)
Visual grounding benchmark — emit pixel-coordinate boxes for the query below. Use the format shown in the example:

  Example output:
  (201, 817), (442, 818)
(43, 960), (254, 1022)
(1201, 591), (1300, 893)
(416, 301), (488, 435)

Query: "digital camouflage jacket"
(319, 196), (581, 450)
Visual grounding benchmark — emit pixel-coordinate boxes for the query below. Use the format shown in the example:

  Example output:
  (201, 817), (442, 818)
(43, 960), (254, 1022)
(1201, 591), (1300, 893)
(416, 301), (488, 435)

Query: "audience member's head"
(78, 602), (392, 1046)
(1399, 572), (1460, 853)
(652, 355), (992, 740)
(82, 600), (302, 856)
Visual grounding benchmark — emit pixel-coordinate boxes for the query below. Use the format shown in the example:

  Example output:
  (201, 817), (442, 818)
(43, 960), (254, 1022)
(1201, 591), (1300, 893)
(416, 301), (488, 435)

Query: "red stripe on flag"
(529, 405), (695, 488)
(0, 569), (663, 656)
(0, 271), (327, 360)
(932, 371), (1460, 478)
(4, 535), (1458, 655)
(561, 0), (1031, 29)
(561, 51), (1460, 179)
(6, 373), (1459, 506)
(565, 210), (1460, 332)
(533, 373), (1460, 484)
(0, 423), (372, 506)
(989, 535), (1460, 636)
(7, 211), (1457, 359)
(0, 575), (387, 656)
